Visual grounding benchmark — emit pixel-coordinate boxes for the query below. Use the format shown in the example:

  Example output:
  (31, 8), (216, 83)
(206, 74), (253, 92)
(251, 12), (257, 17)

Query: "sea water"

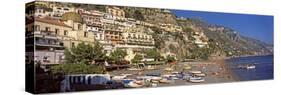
(225, 55), (273, 81)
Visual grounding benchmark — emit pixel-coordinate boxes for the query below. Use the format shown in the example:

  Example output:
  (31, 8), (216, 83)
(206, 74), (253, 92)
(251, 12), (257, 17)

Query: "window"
(31, 25), (34, 31)
(78, 24), (82, 30)
(63, 8), (69, 11)
(55, 29), (59, 35)
(45, 27), (50, 32)
(43, 56), (50, 63)
(47, 40), (51, 44)
(34, 25), (40, 31)
(71, 42), (75, 47)
(58, 55), (64, 61)
(64, 30), (68, 36)
(84, 32), (88, 37)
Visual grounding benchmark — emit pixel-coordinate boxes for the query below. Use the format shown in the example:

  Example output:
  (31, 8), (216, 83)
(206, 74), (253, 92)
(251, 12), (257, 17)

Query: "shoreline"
(60, 59), (245, 92)
(224, 54), (273, 60)
(109, 59), (236, 86)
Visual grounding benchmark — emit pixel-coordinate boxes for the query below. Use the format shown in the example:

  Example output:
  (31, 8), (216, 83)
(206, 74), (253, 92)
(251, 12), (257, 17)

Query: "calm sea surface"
(225, 55), (273, 81)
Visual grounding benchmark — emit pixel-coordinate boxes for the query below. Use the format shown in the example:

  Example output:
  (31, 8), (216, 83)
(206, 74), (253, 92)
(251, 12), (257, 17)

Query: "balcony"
(32, 30), (59, 39)
(35, 37), (64, 48)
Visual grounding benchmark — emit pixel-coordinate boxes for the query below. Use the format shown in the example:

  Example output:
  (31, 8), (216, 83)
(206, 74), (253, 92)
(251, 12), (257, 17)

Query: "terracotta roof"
(34, 17), (72, 28)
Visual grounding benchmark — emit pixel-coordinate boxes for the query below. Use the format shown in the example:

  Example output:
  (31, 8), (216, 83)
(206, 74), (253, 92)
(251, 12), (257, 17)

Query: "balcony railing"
(35, 37), (64, 48)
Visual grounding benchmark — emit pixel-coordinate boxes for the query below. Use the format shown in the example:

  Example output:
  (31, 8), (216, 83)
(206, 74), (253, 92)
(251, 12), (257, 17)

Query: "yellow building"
(61, 12), (96, 48)
(29, 17), (73, 48)
(106, 6), (125, 18)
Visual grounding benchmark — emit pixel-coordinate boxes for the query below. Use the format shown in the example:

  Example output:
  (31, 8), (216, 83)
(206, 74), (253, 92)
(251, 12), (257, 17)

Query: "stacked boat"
(187, 71), (206, 83)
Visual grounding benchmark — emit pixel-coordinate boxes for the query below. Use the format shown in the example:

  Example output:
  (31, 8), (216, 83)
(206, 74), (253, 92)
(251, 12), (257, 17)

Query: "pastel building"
(158, 23), (183, 32)
(52, 6), (75, 19)
(26, 17), (72, 64)
(61, 12), (96, 48)
(77, 9), (105, 41)
(26, 2), (52, 18)
(105, 6), (126, 21)
(117, 27), (155, 61)
(104, 24), (124, 45)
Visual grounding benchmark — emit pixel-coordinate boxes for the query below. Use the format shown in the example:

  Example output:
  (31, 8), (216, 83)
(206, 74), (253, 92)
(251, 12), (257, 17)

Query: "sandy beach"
(108, 59), (236, 87)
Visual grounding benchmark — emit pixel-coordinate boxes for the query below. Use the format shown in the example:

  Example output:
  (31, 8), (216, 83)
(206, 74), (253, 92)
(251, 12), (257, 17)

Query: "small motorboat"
(237, 64), (256, 69)
(121, 74), (133, 77)
(189, 71), (202, 74)
(146, 73), (161, 76)
(151, 80), (159, 83)
(172, 71), (180, 74)
(159, 78), (171, 83)
(194, 73), (206, 77)
(171, 77), (180, 80)
(151, 76), (162, 80)
(246, 65), (256, 69)
(126, 82), (143, 88)
(189, 77), (205, 83)
(136, 76), (153, 80)
(151, 83), (158, 87)
(162, 74), (172, 78)
(122, 79), (143, 88)
(112, 75), (127, 80)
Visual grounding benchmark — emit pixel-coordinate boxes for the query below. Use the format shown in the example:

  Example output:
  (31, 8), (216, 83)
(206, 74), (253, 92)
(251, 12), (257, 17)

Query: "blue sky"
(172, 10), (274, 44)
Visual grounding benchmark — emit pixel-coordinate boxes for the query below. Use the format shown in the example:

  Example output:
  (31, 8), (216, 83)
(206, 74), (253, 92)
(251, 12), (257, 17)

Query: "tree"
(152, 33), (164, 49)
(131, 54), (143, 63)
(50, 42), (106, 74)
(166, 55), (176, 62)
(50, 63), (104, 74)
(145, 49), (161, 61)
(183, 27), (193, 33)
(64, 42), (105, 64)
(109, 49), (127, 62)
(133, 10), (145, 21)
(92, 42), (106, 60)
(169, 44), (177, 54)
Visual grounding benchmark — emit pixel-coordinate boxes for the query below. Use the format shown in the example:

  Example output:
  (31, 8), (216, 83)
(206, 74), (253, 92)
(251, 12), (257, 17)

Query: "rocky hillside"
(121, 7), (178, 25)
(206, 24), (273, 56)
(124, 7), (273, 59)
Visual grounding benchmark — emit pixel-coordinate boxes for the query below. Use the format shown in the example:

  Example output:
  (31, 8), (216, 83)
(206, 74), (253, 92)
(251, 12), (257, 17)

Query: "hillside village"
(25, 1), (272, 65)
(25, 1), (274, 93)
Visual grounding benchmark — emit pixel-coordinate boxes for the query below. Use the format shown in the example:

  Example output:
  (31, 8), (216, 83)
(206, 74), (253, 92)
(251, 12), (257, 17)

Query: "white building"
(51, 6), (75, 19)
